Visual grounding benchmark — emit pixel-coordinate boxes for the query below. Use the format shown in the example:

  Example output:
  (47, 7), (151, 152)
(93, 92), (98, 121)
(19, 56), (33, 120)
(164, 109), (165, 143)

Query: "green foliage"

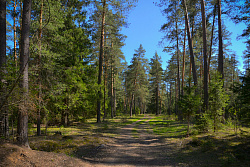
(148, 52), (163, 115)
(195, 114), (212, 133)
(209, 72), (229, 132)
(179, 84), (201, 119)
(233, 69), (250, 123)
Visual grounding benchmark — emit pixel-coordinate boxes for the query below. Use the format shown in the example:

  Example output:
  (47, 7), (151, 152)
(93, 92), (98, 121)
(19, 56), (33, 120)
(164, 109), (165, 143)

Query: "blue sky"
(121, 0), (247, 71)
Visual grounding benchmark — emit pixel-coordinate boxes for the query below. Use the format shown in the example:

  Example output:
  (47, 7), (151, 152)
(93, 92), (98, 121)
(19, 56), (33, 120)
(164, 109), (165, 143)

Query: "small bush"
(195, 114), (212, 133)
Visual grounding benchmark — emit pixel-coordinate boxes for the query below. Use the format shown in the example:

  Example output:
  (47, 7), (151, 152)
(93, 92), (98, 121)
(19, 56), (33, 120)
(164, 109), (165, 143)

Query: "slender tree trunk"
(175, 2), (181, 119)
(110, 57), (114, 118)
(0, 0), (6, 80)
(18, 0), (31, 147)
(97, 0), (106, 123)
(0, 0), (7, 137)
(37, 0), (43, 136)
(175, 78), (178, 115)
(176, 22), (180, 100)
(182, 24), (186, 96)
(208, 5), (216, 84)
(182, 0), (198, 86)
(156, 85), (159, 115)
(187, 114), (190, 137)
(133, 94), (136, 115)
(218, 0), (223, 79)
(113, 74), (116, 117)
(201, 0), (209, 111)
(14, 0), (17, 69)
(130, 94), (133, 117)
(169, 83), (172, 115)
(167, 83), (170, 115)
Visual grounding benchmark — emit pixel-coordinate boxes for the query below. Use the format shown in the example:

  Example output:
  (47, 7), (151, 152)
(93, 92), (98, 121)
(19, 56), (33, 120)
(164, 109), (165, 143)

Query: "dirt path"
(76, 115), (178, 167)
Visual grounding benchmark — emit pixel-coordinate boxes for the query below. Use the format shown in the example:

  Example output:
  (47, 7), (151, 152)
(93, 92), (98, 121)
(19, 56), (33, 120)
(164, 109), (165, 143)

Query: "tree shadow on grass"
(169, 134), (250, 167)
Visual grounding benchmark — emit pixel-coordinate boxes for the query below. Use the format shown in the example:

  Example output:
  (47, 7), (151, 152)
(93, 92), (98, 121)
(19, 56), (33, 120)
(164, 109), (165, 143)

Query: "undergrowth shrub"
(195, 114), (212, 133)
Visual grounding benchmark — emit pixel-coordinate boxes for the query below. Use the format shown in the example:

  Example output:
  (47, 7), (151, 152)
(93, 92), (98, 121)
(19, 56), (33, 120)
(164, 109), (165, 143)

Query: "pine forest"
(0, 0), (250, 166)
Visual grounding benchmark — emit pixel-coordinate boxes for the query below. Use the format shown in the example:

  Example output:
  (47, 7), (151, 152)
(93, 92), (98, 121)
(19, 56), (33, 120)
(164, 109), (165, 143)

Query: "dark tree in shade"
(0, 0), (7, 137)
(17, 0), (32, 147)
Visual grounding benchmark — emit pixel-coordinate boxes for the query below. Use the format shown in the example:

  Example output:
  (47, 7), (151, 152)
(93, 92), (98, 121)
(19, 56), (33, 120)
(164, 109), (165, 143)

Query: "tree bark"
(218, 0), (224, 79)
(97, 0), (106, 123)
(18, 0), (31, 147)
(130, 94), (133, 117)
(182, 24), (186, 96)
(113, 74), (116, 117)
(0, 0), (7, 137)
(14, 0), (17, 69)
(110, 55), (114, 118)
(201, 0), (209, 111)
(156, 85), (159, 115)
(37, 0), (43, 136)
(182, 0), (198, 86)
(208, 5), (216, 84)
(0, 0), (6, 73)
(175, 2), (181, 119)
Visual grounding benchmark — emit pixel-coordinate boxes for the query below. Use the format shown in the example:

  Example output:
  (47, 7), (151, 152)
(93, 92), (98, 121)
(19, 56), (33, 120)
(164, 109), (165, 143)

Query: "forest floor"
(0, 114), (250, 167)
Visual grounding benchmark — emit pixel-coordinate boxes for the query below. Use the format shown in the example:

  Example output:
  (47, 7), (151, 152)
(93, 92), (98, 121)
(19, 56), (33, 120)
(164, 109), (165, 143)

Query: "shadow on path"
(75, 115), (176, 167)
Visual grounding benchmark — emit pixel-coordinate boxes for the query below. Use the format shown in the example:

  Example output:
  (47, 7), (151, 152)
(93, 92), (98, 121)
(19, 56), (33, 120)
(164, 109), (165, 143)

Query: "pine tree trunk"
(0, 0), (6, 79)
(113, 74), (116, 117)
(14, 0), (17, 69)
(175, 2), (181, 119)
(169, 83), (172, 115)
(130, 94), (133, 117)
(111, 60), (114, 118)
(183, 0), (198, 86)
(37, 0), (43, 136)
(97, 0), (106, 123)
(156, 85), (159, 115)
(218, 0), (223, 80)
(0, 0), (7, 137)
(208, 5), (216, 84)
(103, 36), (108, 121)
(18, 0), (31, 147)
(134, 94), (136, 115)
(182, 24), (186, 96)
(201, 0), (209, 111)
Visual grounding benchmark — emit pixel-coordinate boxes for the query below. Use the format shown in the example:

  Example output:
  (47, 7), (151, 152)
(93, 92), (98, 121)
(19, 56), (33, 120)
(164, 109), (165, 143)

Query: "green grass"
(28, 115), (144, 155)
(147, 116), (187, 138)
(26, 114), (250, 167)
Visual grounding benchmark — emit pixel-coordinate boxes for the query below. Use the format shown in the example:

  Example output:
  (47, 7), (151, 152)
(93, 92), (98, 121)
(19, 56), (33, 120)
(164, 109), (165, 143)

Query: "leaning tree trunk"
(182, 0), (198, 86)
(201, 0), (209, 111)
(18, 0), (31, 147)
(97, 0), (106, 123)
(208, 4), (216, 84)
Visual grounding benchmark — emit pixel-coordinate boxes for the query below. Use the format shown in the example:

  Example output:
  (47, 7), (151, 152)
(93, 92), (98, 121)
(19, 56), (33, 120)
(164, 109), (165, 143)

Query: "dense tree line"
(0, 0), (249, 147)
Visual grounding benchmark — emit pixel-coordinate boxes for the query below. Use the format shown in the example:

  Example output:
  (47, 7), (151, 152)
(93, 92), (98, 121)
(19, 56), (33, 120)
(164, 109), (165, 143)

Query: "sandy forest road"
(76, 115), (179, 167)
